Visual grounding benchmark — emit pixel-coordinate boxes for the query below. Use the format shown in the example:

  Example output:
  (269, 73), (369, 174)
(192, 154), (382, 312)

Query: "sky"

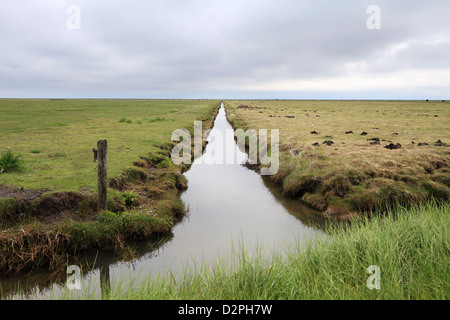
(1, 0), (449, 99)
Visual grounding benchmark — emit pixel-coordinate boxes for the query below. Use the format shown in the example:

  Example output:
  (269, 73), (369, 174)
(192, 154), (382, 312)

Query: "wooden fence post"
(97, 139), (108, 211)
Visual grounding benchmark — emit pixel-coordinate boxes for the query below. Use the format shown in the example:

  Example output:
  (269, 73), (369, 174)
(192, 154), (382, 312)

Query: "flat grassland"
(0, 99), (218, 191)
(225, 100), (450, 218)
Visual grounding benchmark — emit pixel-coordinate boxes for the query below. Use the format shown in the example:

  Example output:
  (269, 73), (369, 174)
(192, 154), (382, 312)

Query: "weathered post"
(97, 139), (107, 211)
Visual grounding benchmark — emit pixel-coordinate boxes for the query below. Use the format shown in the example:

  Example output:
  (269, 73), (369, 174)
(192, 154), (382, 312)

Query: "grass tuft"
(0, 149), (23, 174)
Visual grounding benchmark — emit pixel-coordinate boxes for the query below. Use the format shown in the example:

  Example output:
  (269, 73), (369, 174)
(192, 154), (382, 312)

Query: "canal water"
(1, 103), (326, 299)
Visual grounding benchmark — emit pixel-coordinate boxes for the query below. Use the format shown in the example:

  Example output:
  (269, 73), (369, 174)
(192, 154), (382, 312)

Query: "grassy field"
(53, 201), (449, 300)
(0, 99), (220, 276)
(0, 99), (219, 191)
(224, 100), (450, 218)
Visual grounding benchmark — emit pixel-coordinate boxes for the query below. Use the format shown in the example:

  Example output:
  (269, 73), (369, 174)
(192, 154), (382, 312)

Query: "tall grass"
(53, 201), (449, 300)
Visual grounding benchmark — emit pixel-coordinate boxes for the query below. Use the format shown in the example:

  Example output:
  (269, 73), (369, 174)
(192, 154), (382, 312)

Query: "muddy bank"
(0, 186), (48, 200)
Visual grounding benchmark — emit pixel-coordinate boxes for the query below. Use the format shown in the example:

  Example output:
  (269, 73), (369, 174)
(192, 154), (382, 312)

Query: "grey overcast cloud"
(1, 0), (449, 99)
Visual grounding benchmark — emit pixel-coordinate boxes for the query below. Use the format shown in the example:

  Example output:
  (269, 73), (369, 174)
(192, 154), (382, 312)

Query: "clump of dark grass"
(125, 167), (148, 183)
(145, 117), (165, 123)
(119, 117), (132, 124)
(121, 191), (137, 207)
(156, 157), (173, 169)
(48, 152), (66, 158)
(0, 149), (23, 173)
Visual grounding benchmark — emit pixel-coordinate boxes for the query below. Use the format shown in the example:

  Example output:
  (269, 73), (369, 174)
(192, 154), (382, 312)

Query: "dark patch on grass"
(145, 117), (165, 123)
(48, 152), (66, 158)
(125, 167), (148, 183)
(385, 143), (402, 150)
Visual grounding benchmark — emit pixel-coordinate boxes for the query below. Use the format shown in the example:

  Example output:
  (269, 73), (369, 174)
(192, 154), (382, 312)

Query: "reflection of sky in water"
(3, 104), (326, 299)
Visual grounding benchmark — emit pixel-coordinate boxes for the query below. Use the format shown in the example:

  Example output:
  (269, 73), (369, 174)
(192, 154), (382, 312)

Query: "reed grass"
(48, 200), (449, 300)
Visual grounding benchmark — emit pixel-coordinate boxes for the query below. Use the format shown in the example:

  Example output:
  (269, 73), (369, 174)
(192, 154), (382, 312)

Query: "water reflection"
(0, 234), (173, 299)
